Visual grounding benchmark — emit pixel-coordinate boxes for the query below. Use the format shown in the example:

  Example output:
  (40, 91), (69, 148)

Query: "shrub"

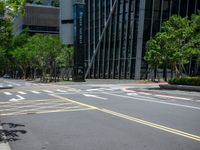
(168, 77), (200, 86)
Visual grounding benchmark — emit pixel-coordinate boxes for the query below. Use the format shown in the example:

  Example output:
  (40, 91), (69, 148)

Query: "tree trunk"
(154, 67), (157, 81)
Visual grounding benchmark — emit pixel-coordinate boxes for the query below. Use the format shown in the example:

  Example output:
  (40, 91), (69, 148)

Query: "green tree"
(0, 0), (25, 76)
(23, 34), (68, 81)
(145, 14), (200, 79)
(51, 0), (59, 7)
(0, 0), (25, 18)
(11, 46), (32, 78)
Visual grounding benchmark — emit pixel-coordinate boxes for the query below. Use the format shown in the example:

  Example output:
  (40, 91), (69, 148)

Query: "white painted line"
(138, 92), (152, 96)
(127, 93), (138, 96)
(43, 90), (54, 93)
(17, 91), (27, 95)
(4, 92), (12, 96)
(9, 95), (25, 102)
(122, 87), (136, 93)
(5, 104), (81, 115)
(155, 94), (191, 101)
(0, 102), (72, 111)
(83, 94), (108, 100)
(31, 91), (41, 94)
(0, 126), (11, 150)
(3, 80), (21, 86)
(8, 84), (13, 87)
(56, 89), (67, 93)
(86, 88), (102, 92)
(32, 83), (37, 86)
(103, 92), (200, 110)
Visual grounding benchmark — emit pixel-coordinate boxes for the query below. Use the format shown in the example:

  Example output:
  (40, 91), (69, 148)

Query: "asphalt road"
(0, 79), (200, 150)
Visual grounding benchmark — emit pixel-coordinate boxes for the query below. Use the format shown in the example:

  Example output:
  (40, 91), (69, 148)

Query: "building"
(83, 0), (200, 79)
(60, 0), (74, 45)
(13, 3), (59, 35)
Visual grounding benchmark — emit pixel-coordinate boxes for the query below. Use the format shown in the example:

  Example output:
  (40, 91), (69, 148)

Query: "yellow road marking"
(50, 94), (98, 110)
(100, 109), (200, 142)
(50, 94), (200, 142)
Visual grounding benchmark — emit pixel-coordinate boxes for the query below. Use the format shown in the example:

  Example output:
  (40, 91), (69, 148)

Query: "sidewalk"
(0, 126), (11, 150)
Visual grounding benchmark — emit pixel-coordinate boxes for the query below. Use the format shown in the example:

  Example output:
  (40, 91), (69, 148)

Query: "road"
(0, 79), (200, 150)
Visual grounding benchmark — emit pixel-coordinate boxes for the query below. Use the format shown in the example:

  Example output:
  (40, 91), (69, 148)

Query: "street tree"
(22, 34), (71, 81)
(11, 46), (32, 79)
(0, 0), (25, 76)
(145, 14), (200, 79)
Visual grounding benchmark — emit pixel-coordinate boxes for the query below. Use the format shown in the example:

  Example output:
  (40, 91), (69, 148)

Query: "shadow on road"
(0, 122), (27, 143)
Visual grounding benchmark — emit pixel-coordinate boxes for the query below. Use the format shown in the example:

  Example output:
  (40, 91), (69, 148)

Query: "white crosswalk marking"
(0, 98), (94, 116)
(17, 91), (27, 95)
(4, 92), (12, 95)
(31, 91), (41, 94)
(56, 89), (67, 93)
(43, 90), (54, 93)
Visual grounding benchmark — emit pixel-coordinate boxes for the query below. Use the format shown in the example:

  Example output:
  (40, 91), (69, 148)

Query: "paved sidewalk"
(0, 126), (11, 150)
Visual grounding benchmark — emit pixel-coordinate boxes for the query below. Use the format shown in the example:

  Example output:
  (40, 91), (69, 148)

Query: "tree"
(0, 0), (25, 18)
(51, 0), (59, 7)
(0, 47), (7, 75)
(56, 45), (74, 80)
(162, 15), (193, 77)
(11, 47), (32, 78)
(145, 14), (200, 79)
(0, 0), (25, 76)
(144, 38), (162, 80)
(22, 34), (71, 81)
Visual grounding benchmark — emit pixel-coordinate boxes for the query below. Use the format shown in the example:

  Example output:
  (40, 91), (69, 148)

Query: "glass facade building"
(83, 0), (200, 79)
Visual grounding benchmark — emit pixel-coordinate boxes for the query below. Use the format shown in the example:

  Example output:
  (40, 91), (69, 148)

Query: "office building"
(83, 0), (200, 79)
(13, 3), (59, 35)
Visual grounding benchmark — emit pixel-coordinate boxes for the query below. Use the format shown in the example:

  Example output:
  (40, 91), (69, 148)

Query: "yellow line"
(50, 94), (98, 109)
(49, 94), (200, 142)
(100, 109), (200, 141)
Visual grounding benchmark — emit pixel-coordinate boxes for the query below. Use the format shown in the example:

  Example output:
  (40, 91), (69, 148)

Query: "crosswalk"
(2, 81), (50, 87)
(2, 89), (73, 96)
(0, 98), (94, 116)
(1, 87), (122, 96)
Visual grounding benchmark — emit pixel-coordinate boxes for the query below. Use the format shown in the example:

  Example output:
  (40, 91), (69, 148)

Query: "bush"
(168, 77), (200, 86)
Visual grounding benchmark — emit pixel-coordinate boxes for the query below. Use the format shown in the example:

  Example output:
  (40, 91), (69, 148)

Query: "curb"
(0, 126), (11, 150)
(159, 84), (200, 92)
(130, 82), (168, 85)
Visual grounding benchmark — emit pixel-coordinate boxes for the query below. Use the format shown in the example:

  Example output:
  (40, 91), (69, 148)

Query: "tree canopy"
(145, 13), (200, 79)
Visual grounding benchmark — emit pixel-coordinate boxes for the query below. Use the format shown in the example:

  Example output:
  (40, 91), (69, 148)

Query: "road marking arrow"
(83, 94), (107, 100)
(9, 95), (25, 102)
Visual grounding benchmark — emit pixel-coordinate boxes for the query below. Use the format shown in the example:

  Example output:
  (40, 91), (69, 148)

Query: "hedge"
(168, 77), (200, 86)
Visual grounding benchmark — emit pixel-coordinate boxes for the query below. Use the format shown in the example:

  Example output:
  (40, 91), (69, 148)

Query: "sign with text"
(73, 3), (85, 82)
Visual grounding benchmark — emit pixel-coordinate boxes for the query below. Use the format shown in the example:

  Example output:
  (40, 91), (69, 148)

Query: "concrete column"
(134, 0), (146, 80)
